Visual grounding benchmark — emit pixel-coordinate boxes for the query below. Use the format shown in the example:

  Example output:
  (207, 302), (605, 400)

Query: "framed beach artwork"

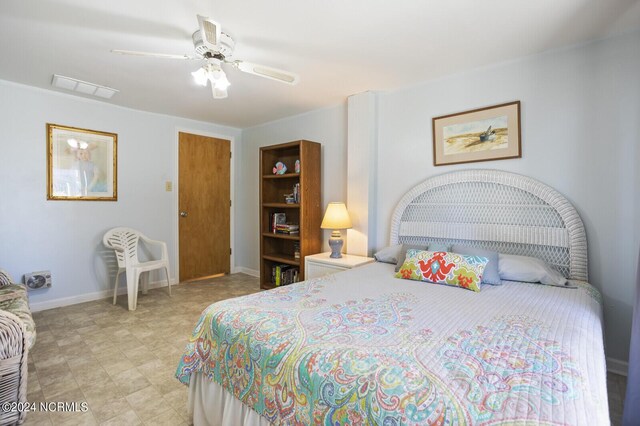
(432, 101), (521, 166)
(47, 123), (117, 201)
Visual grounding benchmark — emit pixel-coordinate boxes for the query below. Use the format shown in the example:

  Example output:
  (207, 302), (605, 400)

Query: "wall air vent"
(51, 74), (119, 99)
(24, 271), (52, 291)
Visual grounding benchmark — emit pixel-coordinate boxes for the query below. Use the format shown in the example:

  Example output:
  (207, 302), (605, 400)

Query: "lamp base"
(328, 230), (343, 258)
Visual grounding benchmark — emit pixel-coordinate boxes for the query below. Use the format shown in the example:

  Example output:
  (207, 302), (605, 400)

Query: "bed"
(176, 169), (609, 425)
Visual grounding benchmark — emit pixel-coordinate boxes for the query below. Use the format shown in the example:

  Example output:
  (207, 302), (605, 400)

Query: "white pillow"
(498, 254), (567, 286)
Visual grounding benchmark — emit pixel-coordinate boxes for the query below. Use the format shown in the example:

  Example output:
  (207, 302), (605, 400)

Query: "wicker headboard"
(389, 170), (587, 280)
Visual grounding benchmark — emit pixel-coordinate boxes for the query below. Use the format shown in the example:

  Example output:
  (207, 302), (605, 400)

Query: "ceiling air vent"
(51, 74), (119, 99)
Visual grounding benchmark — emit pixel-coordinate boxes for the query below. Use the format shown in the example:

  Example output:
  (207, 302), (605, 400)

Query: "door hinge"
(230, 151), (232, 159)
(230, 199), (232, 207)
(230, 248), (232, 255)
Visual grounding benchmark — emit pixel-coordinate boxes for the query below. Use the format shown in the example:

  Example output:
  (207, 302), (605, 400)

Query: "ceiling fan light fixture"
(213, 73), (230, 90)
(191, 68), (208, 86)
(192, 61), (231, 98)
(212, 86), (228, 99)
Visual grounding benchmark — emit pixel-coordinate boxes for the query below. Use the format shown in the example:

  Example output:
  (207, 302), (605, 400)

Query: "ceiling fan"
(112, 15), (299, 99)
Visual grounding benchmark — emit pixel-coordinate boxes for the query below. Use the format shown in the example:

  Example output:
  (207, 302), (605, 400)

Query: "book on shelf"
(270, 212), (286, 233)
(275, 223), (299, 234)
(293, 183), (300, 203)
(283, 183), (301, 204)
(272, 264), (300, 286)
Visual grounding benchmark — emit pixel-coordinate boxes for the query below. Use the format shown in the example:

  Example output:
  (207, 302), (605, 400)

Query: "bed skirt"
(187, 372), (271, 426)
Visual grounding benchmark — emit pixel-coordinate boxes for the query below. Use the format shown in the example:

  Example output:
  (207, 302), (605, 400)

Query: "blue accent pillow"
(374, 244), (402, 264)
(428, 243), (451, 252)
(451, 244), (502, 285)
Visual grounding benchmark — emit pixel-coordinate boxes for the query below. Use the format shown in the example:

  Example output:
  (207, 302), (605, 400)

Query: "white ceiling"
(1, 0), (639, 128)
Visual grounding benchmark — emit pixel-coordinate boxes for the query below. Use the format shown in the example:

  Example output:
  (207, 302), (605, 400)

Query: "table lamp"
(320, 202), (353, 258)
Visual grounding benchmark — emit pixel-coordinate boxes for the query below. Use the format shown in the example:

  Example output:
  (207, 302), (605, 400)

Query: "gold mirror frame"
(47, 123), (118, 201)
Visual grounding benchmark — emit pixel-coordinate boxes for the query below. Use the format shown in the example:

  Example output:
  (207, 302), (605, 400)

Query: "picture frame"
(47, 123), (117, 201)
(432, 101), (521, 166)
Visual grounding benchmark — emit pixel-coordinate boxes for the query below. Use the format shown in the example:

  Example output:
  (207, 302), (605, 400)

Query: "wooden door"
(179, 132), (230, 281)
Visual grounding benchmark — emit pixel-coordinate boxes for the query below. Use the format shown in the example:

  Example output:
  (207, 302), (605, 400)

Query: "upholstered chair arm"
(0, 310), (28, 425)
(0, 269), (14, 287)
(0, 310), (26, 360)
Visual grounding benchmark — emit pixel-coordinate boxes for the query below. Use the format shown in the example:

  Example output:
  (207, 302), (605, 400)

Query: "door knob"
(180, 211), (188, 217)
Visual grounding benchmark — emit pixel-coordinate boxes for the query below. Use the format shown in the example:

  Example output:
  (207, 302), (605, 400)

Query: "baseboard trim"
(30, 269), (257, 312)
(30, 278), (179, 312)
(234, 267), (259, 278)
(607, 357), (629, 376)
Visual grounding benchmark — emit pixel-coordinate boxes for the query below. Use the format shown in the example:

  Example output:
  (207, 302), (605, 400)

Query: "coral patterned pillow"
(394, 250), (488, 292)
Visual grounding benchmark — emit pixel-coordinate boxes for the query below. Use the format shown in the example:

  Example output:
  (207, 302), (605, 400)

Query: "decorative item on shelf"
(271, 212), (286, 233)
(293, 243), (301, 260)
(284, 193), (296, 204)
(294, 159), (300, 173)
(272, 161), (287, 174)
(320, 202), (353, 259)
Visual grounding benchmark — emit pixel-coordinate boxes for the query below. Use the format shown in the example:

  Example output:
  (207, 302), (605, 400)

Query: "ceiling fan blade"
(197, 15), (221, 50)
(111, 49), (199, 60)
(233, 61), (299, 85)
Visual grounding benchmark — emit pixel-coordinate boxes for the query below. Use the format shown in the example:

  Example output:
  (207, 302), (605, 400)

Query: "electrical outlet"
(165, 181), (173, 192)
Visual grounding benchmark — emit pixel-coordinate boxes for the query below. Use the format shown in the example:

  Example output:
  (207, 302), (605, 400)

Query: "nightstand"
(305, 252), (375, 279)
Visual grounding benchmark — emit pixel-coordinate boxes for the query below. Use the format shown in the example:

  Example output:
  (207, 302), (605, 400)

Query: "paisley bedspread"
(176, 262), (608, 425)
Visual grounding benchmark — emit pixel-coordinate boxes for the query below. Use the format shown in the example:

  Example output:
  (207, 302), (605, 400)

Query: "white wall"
(0, 81), (241, 308)
(346, 92), (378, 256)
(237, 104), (348, 272)
(375, 32), (640, 362)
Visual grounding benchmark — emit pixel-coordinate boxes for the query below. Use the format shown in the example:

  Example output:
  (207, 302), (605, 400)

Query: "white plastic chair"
(103, 227), (171, 311)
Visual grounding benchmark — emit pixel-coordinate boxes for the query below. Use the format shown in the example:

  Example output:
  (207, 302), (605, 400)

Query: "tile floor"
(609, 372), (627, 426)
(25, 273), (261, 425)
(24, 273), (627, 425)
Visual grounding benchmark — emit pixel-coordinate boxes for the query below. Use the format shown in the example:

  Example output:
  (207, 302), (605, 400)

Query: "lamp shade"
(321, 202), (352, 229)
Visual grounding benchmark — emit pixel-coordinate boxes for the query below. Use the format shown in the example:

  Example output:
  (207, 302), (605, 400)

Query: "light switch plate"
(165, 181), (173, 192)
